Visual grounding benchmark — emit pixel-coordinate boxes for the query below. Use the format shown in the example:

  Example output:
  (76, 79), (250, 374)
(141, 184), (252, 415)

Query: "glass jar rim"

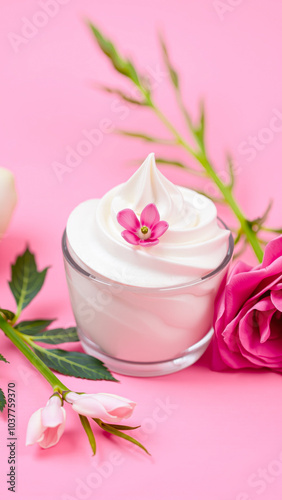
(62, 218), (234, 293)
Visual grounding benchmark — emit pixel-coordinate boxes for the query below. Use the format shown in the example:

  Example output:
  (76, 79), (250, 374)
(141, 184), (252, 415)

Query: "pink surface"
(1, 1), (282, 499)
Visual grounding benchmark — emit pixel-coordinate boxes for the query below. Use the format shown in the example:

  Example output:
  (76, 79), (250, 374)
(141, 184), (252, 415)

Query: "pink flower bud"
(0, 168), (17, 239)
(66, 392), (136, 423)
(26, 395), (66, 449)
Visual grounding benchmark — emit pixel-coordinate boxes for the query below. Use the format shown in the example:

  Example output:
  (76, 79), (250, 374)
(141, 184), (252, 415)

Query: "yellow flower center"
(140, 226), (149, 235)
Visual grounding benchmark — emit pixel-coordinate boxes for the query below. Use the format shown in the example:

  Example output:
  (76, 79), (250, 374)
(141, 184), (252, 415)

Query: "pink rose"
(212, 235), (282, 371)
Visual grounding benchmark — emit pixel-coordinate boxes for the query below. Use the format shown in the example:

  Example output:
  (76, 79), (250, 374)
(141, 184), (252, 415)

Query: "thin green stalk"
(0, 315), (68, 393)
(261, 226), (282, 234)
(195, 154), (264, 262)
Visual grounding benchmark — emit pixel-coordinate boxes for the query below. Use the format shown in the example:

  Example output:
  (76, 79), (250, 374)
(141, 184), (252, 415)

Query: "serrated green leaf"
(0, 309), (15, 321)
(15, 319), (54, 335)
(79, 414), (96, 455)
(88, 22), (141, 88)
(0, 388), (7, 412)
(0, 353), (9, 363)
(94, 418), (150, 455)
(9, 247), (48, 313)
(29, 327), (79, 345)
(33, 347), (118, 382)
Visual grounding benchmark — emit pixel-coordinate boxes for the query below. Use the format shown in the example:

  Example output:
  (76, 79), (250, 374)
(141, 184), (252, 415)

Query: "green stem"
(0, 315), (68, 393)
(195, 154), (264, 262)
(145, 97), (264, 262)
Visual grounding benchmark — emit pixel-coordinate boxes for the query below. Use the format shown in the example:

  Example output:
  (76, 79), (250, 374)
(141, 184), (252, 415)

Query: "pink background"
(1, 1), (282, 499)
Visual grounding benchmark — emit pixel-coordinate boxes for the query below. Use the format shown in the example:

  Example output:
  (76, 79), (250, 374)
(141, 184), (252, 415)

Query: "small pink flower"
(66, 392), (136, 424)
(26, 395), (66, 449)
(117, 203), (168, 247)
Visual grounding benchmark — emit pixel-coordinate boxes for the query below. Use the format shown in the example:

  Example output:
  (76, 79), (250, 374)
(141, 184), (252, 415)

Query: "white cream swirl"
(66, 153), (230, 287)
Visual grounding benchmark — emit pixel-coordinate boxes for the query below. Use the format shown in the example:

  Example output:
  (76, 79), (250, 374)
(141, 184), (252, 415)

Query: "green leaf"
(154, 157), (206, 176)
(93, 418), (150, 455)
(16, 319), (54, 335)
(0, 388), (6, 412)
(105, 423), (141, 431)
(9, 247), (48, 313)
(0, 353), (9, 363)
(88, 22), (142, 88)
(260, 226), (282, 235)
(33, 347), (118, 382)
(15, 320), (79, 344)
(79, 414), (96, 455)
(251, 200), (273, 230)
(93, 84), (146, 105)
(227, 155), (235, 189)
(193, 101), (205, 151)
(0, 309), (15, 321)
(29, 327), (79, 345)
(118, 130), (174, 145)
(159, 34), (179, 89)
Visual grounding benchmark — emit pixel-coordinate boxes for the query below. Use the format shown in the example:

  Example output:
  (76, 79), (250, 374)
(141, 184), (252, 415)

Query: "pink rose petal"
(262, 235), (282, 267)
(271, 289), (282, 312)
(212, 234), (282, 372)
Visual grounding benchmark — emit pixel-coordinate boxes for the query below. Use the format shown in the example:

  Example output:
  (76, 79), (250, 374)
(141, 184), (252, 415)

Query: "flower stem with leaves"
(0, 248), (148, 455)
(88, 22), (282, 263)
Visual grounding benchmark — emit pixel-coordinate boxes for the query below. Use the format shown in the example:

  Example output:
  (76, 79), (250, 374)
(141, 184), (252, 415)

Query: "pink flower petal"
(121, 230), (140, 245)
(41, 396), (65, 427)
(139, 239), (159, 247)
(271, 289), (282, 312)
(94, 394), (136, 419)
(117, 209), (140, 232)
(70, 396), (123, 423)
(38, 427), (61, 449)
(151, 220), (169, 239)
(262, 235), (282, 267)
(26, 409), (44, 446)
(140, 204), (160, 229)
(65, 392), (80, 404)
(38, 412), (66, 449)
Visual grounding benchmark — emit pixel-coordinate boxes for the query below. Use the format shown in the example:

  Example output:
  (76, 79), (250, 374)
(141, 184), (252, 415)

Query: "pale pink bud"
(26, 395), (66, 449)
(66, 392), (136, 423)
(0, 168), (17, 239)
